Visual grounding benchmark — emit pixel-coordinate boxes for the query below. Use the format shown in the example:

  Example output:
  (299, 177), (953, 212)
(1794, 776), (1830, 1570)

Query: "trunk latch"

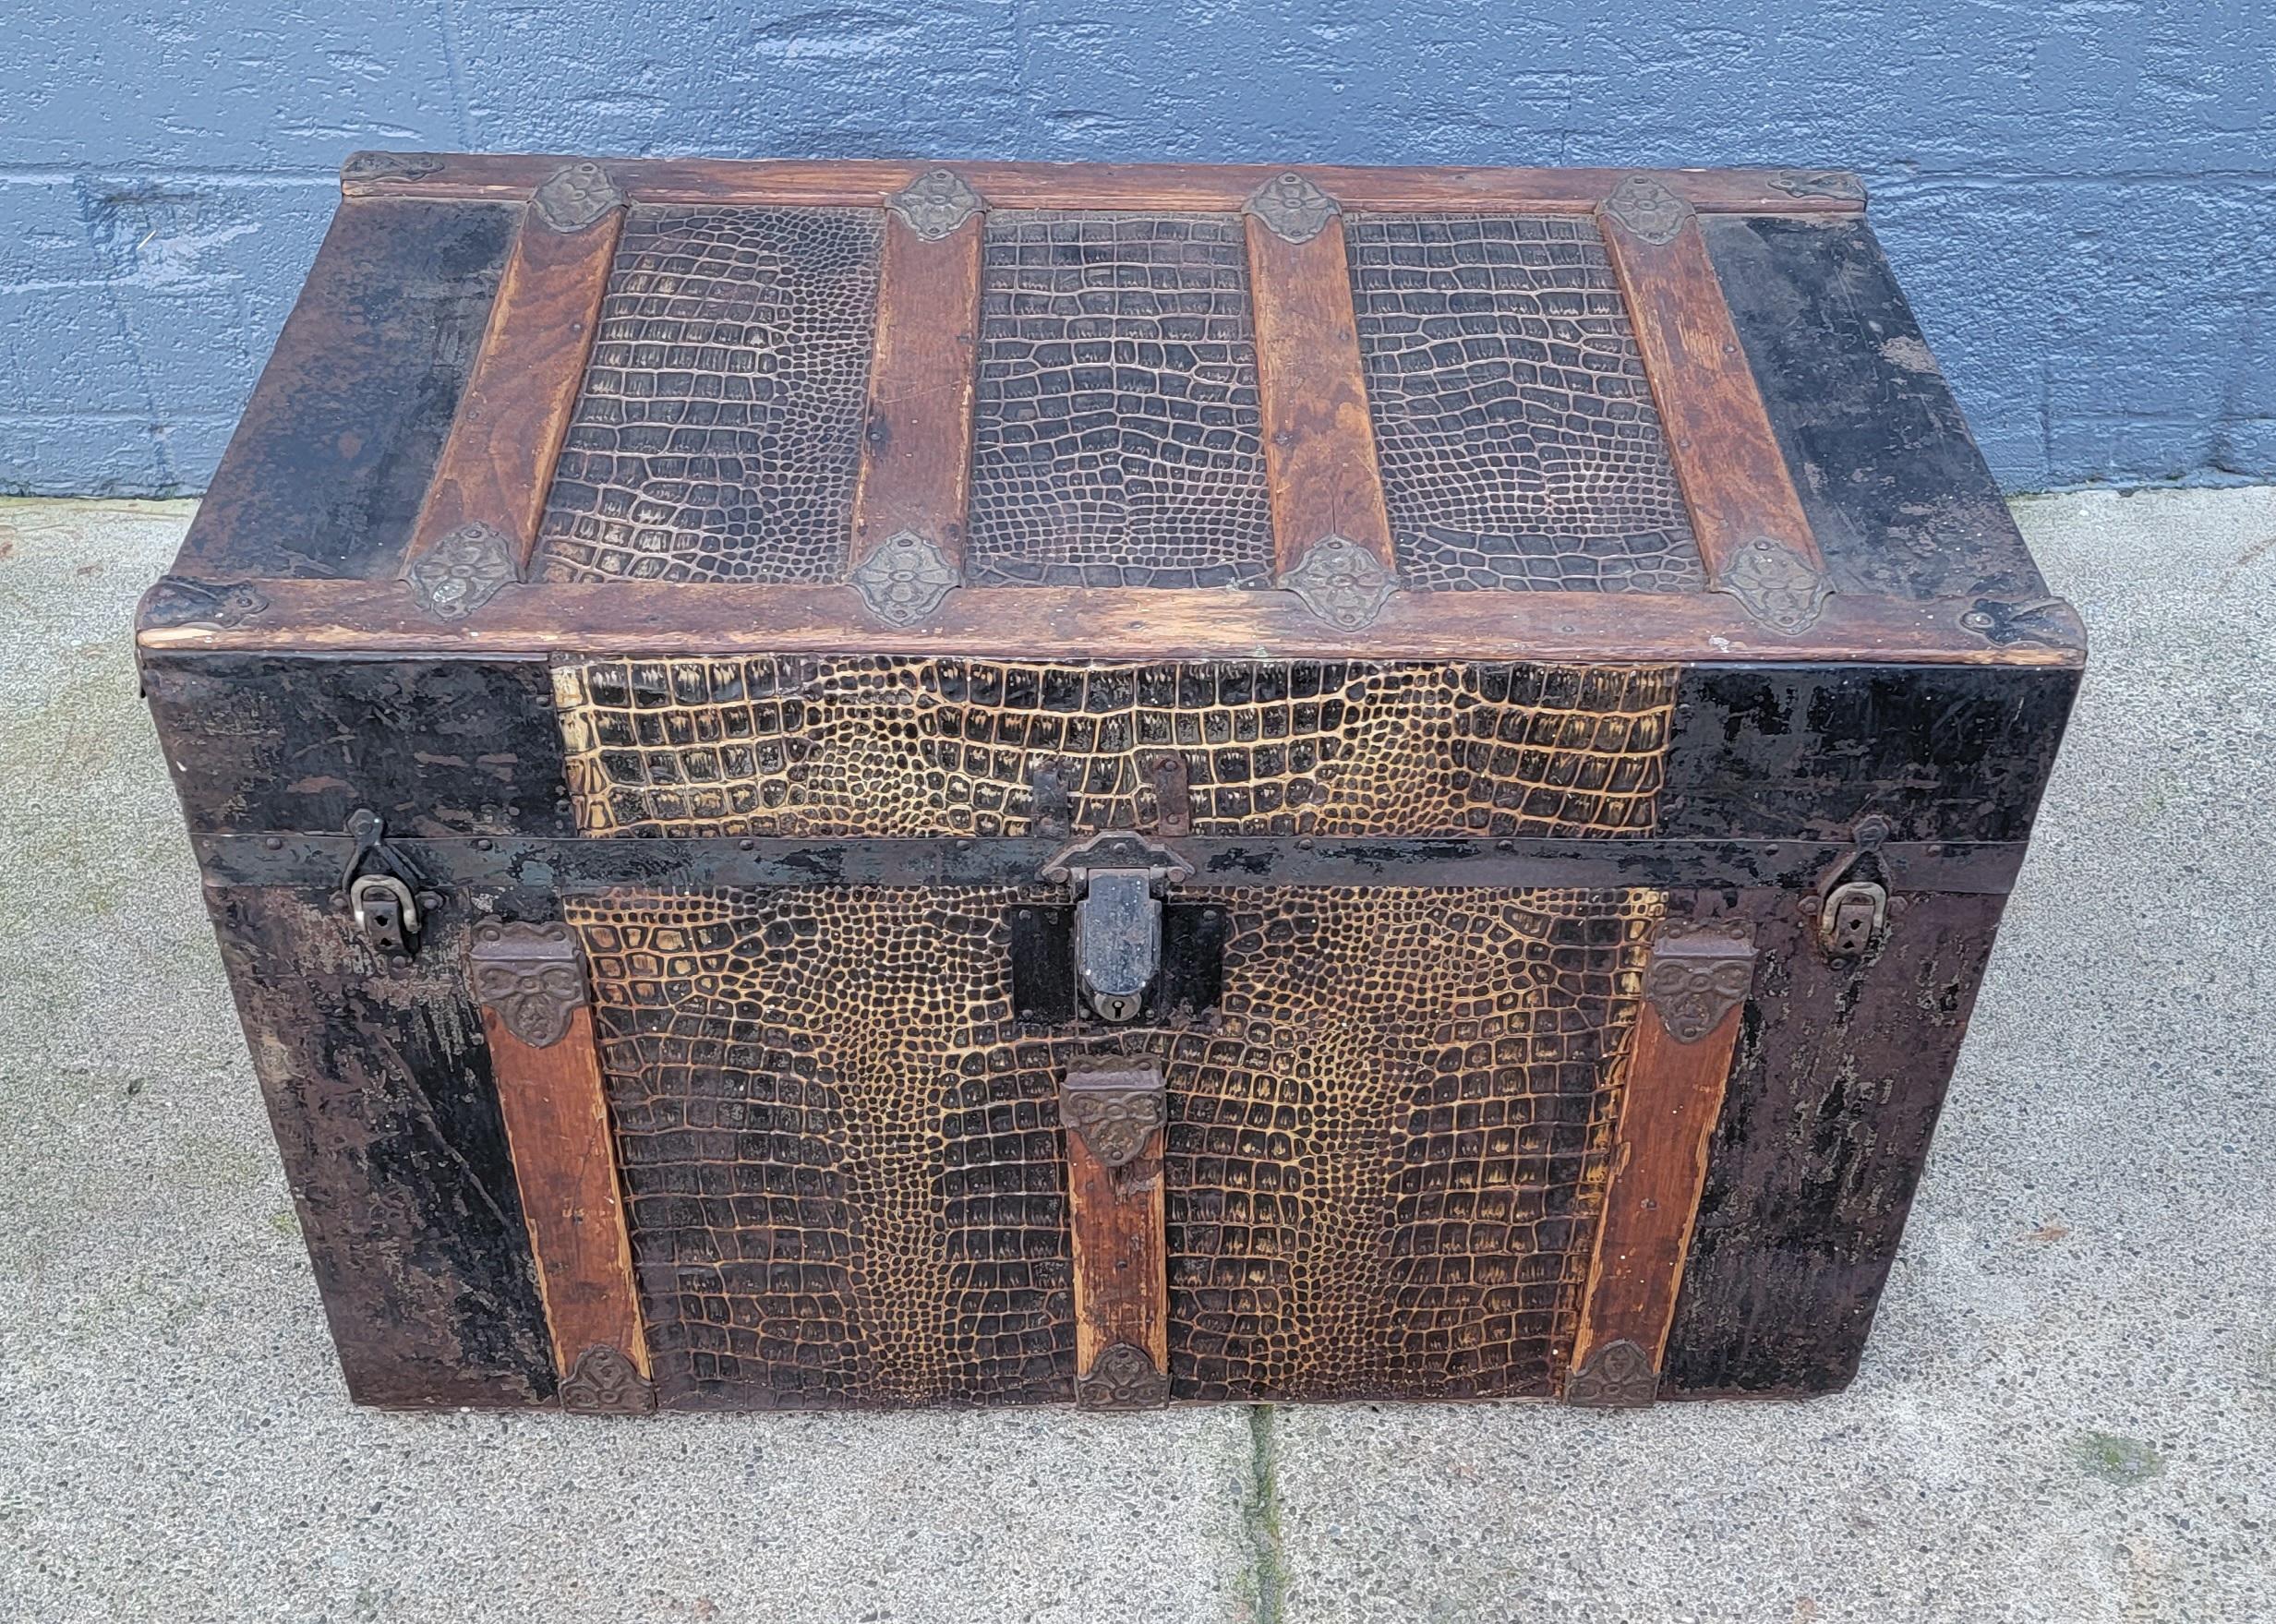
(1042, 834), (1196, 1023)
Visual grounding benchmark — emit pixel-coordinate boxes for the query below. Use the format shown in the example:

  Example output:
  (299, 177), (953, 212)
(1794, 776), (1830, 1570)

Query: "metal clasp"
(1818, 880), (1888, 957)
(337, 808), (433, 961)
(1042, 833), (1195, 1024)
(1814, 814), (1891, 960)
(349, 872), (419, 957)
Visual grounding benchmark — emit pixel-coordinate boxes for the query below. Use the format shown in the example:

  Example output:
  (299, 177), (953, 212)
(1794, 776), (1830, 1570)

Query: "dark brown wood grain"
(1245, 211), (1397, 580)
(173, 198), (516, 581)
(399, 201), (622, 576)
(1703, 214), (2050, 603)
(1066, 1120), (1170, 1382)
(479, 999), (649, 1386)
(205, 885), (553, 1408)
(1569, 927), (1753, 1395)
(1663, 893), (2008, 1397)
(136, 575), (2087, 668)
(847, 210), (986, 575)
(343, 152), (1868, 216)
(1597, 194), (1823, 587)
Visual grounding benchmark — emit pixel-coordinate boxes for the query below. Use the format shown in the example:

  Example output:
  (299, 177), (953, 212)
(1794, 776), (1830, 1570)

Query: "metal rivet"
(262, 835), (284, 850)
(738, 838), (756, 851)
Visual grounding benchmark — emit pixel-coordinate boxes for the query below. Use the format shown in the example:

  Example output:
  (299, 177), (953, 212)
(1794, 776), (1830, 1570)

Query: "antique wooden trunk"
(139, 152), (2081, 1414)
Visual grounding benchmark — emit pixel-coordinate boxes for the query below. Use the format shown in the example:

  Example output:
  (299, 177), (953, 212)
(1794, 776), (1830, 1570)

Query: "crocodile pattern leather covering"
(1344, 214), (1704, 593)
(551, 657), (1677, 839)
(532, 207), (882, 583)
(965, 213), (1274, 589)
(565, 883), (1659, 1407)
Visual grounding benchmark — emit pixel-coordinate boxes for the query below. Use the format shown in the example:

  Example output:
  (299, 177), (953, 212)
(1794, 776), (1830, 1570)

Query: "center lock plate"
(1013, 833), (1225, 1026)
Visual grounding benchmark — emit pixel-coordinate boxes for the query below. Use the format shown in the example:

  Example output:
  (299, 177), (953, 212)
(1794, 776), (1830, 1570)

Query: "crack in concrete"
(1242, 1404), (1286, 1624)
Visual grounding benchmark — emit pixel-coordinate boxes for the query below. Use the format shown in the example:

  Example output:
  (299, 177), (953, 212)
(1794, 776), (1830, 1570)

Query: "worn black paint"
(143, 653), (574, 837)
(1705, 214), (2047, 605)
(210, 886), (553, 1407)
(1662, 892), (2005, 1396)
(174, 199), (516, 581)
(1663, 664), (2080, 843)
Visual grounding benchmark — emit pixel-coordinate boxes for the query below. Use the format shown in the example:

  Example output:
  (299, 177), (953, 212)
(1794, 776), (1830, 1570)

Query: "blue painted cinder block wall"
(6, 0), (2272, 496)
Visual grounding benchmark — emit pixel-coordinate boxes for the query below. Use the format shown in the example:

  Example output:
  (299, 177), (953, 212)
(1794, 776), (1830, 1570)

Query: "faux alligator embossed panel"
(966, 213), (1274, 589)
(564, 883), (1659, 1409)
(532, 208), (882, 583)
(1343, 214), (1704, 593)
(551, 657), (1678, 839)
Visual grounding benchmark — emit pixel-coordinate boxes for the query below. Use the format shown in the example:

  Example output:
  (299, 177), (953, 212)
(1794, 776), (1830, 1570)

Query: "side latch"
(337, 808), (436, 965)
(1814, 815), (1892, 961)
(1041, 834), (1197, 1023)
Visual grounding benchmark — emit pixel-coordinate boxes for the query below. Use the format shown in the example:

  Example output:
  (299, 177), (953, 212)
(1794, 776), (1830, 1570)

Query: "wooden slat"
(136, 577), (2089, 668)
(398, 198), (622, 578)
(473, 928), (651, 1413)
(344, 152), (1868, 217)
(1245, 211), (1396, 581)
(1596, 184), (1823, 589)
(1063, 1074), (1171, 1409)
(847, 210), (986, 576)
(1566, 925), (1755, 1407)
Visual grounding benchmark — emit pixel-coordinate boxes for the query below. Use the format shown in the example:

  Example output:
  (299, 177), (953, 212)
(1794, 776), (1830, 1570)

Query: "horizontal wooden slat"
(136, 578), (2084, 666)
(343, 152), (1867, 215)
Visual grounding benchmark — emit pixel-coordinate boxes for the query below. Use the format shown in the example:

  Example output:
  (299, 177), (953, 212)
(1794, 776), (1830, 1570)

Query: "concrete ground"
(0, 487), (2270, 1623)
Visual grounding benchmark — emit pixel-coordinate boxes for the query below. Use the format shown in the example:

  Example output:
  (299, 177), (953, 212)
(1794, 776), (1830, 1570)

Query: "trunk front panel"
(566, 882), (1660, 1409)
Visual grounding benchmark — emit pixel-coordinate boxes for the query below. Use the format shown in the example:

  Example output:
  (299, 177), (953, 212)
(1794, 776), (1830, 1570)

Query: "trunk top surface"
(142, 154), (2080, 673)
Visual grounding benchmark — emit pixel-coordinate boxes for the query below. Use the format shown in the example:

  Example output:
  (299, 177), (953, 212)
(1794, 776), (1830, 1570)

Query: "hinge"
(1042, 834), (1196, 1023)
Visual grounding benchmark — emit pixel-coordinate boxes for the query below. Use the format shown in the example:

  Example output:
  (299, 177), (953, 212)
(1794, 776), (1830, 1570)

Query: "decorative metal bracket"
(342, 151), (444, 185)
(138, 576), (268, 632)
(531, 162), (623, 232)
(1076, 1341), (1171, 1411)
(1599, 174), (1694, 246)
(851, 530), (962, 626)
(1279, 535), (1398, 630)
(1242, 171), (1340, 245)
(558, 1343), (656, 1415)
(886, 169), (986, 241)
(469, 921), (587, 1048)
(1643, 928), (1757, 1043)
(1060, 1057), (1168, 1169)
(1564, 1338), (1659, 1408)
(1714, 536), (1834, 634)
(408, 521), (516, 621)
(1770, 169), (1866, 203)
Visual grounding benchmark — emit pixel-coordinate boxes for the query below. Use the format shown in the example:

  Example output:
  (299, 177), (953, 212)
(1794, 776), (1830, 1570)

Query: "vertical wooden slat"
(1566, 925), (1757, 1407)
(847, 209), (987, 578)
(1061, 1061), (1171, 1409)
(1244, 211), (1397, 583)
(399, 179), (623, 579)
(470, 921), (653, 1413)
(1597, 176), (1829, 627)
